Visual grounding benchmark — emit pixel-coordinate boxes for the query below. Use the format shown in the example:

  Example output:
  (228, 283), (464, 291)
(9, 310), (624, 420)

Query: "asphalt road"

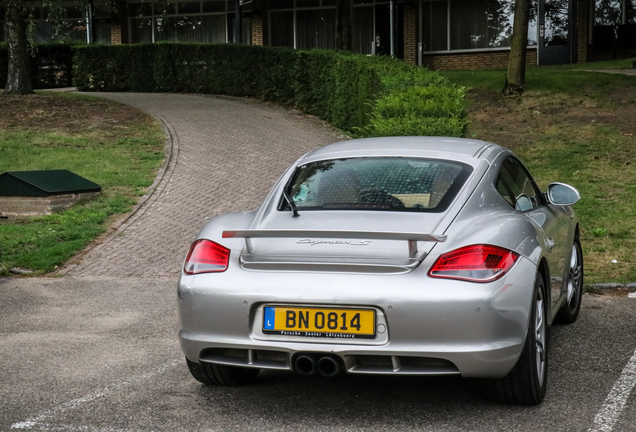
(2, 276), (635, 432)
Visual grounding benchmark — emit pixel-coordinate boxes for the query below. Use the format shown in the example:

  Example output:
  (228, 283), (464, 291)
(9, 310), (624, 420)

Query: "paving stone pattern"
(62, 94), (344, 278)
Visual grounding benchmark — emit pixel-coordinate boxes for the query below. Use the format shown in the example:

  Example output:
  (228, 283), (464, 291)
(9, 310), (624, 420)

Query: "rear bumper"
(178, 337), (524, 378)
(177, 255), (537, 378)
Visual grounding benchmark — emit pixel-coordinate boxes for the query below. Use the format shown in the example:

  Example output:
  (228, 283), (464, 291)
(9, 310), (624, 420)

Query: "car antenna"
(282, 190), (299, 217)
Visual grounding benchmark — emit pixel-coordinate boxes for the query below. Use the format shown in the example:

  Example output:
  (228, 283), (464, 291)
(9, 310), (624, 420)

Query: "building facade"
(2, 0), (635, 69)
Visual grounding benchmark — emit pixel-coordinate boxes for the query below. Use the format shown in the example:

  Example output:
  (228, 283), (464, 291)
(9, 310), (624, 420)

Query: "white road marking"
(589, 347), (636, 431)
(13, 424), (137, 432)
(11, 360), (180, 431)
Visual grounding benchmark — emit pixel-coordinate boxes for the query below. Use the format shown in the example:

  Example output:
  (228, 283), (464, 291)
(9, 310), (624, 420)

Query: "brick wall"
(0, 192), (100, 219)
(592, 48), (636, 61)
(111, 24), (122, 45)
(403, 6), (417, 64)
(252, 17), (264, 46)
(421, 49), (538, 70)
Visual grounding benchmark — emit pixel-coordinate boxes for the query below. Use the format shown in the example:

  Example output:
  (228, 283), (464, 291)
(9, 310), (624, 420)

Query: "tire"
(492, 273), (548, 405)
(555, 235), (584, 324)
(186, 358), (259, 386)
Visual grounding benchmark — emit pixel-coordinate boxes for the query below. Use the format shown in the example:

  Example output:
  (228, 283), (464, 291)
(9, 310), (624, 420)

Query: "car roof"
(300, 137), (506, 165)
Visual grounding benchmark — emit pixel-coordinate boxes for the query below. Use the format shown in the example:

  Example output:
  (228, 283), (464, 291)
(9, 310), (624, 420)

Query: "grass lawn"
(441, 57), (636, 285)
(0, 92), (165, 275)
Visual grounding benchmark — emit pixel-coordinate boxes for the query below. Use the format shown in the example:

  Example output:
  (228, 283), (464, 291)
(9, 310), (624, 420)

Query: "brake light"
(428, 244), (519, 282)
(183, 239), (230, 274)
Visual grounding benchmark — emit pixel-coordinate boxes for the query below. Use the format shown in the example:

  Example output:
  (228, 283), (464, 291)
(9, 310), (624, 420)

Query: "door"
(495, 157), (569, 314)
(375, 4), (391, 56)
(538, 0), (575, 64)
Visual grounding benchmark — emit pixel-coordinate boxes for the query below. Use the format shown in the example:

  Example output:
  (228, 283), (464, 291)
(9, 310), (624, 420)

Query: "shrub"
(71, 43), (467, 137)
(0, 43), (73, 89)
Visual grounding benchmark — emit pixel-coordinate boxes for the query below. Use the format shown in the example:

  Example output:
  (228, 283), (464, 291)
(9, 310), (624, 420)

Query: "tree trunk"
(4, 5), (33, 95)
(336, 0), (353, 51)
(503, 0), (531, 96)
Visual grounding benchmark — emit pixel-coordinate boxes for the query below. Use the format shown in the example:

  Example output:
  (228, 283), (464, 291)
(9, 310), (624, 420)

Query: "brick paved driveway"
(61, 94), (344, 278)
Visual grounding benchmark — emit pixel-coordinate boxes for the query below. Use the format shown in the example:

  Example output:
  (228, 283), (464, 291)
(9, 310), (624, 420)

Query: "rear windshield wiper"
(282, 190), (299, 218)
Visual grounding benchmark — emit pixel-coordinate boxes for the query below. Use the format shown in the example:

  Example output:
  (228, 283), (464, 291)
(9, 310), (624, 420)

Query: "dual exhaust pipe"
(294, 354), (341, 377)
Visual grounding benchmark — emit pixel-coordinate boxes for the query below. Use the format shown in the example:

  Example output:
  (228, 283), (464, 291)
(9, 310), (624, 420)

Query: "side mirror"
(546, 183), (580, 206)
(515, 193), (534, 212)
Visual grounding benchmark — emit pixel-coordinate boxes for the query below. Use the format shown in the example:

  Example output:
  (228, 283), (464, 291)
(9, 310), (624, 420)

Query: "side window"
(495, 157), (542, 212)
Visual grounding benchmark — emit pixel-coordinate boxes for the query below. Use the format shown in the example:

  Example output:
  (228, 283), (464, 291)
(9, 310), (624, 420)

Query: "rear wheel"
(555, 236), (583, 324)
(186, 358), (259, 386)
(493, 273), (548, 405)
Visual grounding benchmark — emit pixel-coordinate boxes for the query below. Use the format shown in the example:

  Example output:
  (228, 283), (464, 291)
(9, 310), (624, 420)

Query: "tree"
(3, 2), (33, 94)
(503, 0), (532, 96)
(2, 0), (118, 95)
(335, 0), (353, 51)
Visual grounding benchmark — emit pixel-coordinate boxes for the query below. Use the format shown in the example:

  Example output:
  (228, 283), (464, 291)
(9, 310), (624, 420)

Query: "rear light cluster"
(183, 239), (230, 274)
(428, 244), (519, 283)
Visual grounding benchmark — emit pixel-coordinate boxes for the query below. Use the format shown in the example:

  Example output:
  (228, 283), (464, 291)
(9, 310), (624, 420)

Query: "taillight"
(428, 244), (519, 283)
(183, 239), (230, 274)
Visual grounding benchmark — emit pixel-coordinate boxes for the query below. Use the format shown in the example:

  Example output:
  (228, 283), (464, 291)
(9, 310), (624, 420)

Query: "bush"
(72, 43), (467, 137)
(0, 43), (73, 89)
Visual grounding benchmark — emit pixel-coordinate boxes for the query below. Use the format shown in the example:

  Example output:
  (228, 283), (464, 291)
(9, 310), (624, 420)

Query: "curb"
(587, 283), (636, 291)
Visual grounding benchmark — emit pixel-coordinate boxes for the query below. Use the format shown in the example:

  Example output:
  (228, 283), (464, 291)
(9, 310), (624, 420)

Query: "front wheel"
(186, 358), (259, 386)
(492, 272), (548, 405)
(555, 235), (583, 324)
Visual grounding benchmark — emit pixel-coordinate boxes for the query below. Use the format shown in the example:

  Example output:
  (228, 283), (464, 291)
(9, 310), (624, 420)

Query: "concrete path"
(59, 94), (344, 278)
(582, 68), (636, 76)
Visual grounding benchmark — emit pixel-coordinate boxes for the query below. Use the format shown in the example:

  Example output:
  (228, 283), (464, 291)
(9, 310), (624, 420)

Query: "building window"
(595, 0), (636, 25)
(269, 0), (336, 49)
(353, 6), (374, 54)
(129, 0), (251, 44)
(296, 9), (336, 49)
(420, 0), (538, 52)
(594, 0), (636, 49)
(421, 1), (448, 51)
(28, 6), (87, 44)
(271, 11), (294, 47)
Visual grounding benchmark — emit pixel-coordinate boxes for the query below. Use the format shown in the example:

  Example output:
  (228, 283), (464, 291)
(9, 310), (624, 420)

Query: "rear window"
(281, 157), (473, 213)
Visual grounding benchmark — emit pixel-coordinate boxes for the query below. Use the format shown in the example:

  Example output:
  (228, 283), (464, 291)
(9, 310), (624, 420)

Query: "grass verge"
(441, 58), (636, 285)
(0, 92), (165, 275)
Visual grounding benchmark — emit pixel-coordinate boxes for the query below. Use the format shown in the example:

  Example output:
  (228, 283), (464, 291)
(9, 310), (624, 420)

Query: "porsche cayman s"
(178, 137), (583, 405)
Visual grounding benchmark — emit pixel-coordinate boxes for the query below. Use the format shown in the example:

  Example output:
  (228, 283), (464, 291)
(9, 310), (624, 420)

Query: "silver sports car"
(178, 137), (582, 405)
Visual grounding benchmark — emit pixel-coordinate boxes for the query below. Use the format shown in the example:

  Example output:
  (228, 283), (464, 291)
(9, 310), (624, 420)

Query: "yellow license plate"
(263, 306), (375, 339)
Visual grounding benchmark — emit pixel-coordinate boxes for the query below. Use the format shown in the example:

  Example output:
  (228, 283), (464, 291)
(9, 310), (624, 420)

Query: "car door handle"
(547, 238), (555, 251)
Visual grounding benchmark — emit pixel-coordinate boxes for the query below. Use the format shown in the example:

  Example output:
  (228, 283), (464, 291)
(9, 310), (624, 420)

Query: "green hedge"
(72, 43), (466, 137)
(0, 43), (74, 89)
(72, 43), (297, 99)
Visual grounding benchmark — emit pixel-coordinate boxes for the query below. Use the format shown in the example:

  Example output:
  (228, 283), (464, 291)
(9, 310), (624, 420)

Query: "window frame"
(495, 156), (545, 212)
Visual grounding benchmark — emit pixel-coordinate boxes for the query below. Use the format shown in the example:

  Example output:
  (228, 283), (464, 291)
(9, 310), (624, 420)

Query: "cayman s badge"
(297, 239), (372, 246)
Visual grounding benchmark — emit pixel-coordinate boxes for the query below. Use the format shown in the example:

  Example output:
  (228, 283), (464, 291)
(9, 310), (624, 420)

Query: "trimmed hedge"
(1, 43), (74, 89)
(72, 43), (297, 98)
(72, 43), (466, 137)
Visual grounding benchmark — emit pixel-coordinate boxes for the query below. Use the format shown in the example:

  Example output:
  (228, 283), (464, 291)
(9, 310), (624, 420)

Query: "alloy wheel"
(535, 288), (546, 385)
(567, 243), (583, 306)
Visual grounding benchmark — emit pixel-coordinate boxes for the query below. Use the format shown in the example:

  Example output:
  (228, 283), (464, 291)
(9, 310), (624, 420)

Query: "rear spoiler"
(222, 229), (446, 257)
